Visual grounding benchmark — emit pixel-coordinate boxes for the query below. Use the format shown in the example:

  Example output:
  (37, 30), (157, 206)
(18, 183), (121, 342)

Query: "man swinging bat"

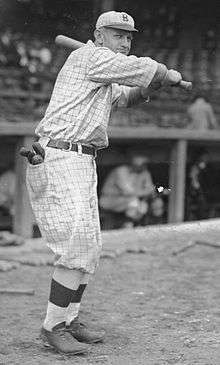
(21, 10), (192, 355)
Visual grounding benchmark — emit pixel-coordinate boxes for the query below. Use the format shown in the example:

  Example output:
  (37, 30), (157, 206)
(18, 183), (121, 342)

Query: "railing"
(1, 122), (220, 237)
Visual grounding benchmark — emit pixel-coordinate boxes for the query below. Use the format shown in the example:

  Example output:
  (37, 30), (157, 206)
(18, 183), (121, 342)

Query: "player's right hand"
(164, 69), (182, 86)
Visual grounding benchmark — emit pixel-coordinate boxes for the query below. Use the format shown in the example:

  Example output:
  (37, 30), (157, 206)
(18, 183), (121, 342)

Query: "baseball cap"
(96, 11), (138, 32)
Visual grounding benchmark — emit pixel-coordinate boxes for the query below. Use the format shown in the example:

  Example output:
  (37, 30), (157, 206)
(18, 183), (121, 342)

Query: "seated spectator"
(99, 152), (158, 228)
(186, 91), (218, 130)
(0, 169), (16, 216)
(16, 40), (29, 68)
(145, 195), (166, 225)
(0, 29), (20, 67)
(185, 149), (210, 221)
(28, 39), (52, 73)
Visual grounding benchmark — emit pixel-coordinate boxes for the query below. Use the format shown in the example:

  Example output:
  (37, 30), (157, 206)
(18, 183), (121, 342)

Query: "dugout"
(1, 124), (220, 237)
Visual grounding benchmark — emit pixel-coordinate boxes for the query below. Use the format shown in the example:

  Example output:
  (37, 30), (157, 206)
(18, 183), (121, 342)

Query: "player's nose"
(121, 36), (130, 48)
(121, 37), (130, 51)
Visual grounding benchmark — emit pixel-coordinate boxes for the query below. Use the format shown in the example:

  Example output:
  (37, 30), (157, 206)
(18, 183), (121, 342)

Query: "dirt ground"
(1, 222), (220, 365)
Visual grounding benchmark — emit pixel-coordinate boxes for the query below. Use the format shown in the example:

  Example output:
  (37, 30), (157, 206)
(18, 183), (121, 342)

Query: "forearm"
(127, 82), (164, 107)
(152, 63), (182, 87)
(152, 63), (168, 83)
(127, 63), (182, 107)
(89, 48), (182, 90)
(88, 49), (158, 87)
(137, 187), (155, 198)
(127, 87), (149, 107)
(210, 114), (217, 128)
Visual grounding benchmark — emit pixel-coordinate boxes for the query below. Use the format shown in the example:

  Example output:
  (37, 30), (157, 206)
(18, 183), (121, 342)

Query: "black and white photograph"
(0, 0), (220, 364)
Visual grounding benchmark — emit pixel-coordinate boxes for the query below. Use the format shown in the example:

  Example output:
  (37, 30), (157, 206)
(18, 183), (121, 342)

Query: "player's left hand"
(148, 81), (162, 91)
(141, 82), (162, 100)
(19, 142), (45, 165)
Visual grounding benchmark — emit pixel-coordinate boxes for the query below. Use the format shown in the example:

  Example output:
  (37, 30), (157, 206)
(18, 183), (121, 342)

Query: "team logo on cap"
(121, 13), (129, 22)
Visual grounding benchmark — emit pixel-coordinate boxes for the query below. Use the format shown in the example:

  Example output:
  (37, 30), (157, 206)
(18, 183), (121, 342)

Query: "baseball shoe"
(40, 322), (89, 354)
(66, 317), (105, 344)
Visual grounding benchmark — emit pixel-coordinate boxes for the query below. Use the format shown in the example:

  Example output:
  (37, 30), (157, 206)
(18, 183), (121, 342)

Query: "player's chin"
(117, 49), (129, 55)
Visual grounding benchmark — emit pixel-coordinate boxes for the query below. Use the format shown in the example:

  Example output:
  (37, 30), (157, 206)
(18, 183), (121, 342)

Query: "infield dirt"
(1, 220), (220, 365)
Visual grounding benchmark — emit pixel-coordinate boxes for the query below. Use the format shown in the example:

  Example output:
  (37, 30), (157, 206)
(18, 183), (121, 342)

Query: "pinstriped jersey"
(35, 40), (158, 148)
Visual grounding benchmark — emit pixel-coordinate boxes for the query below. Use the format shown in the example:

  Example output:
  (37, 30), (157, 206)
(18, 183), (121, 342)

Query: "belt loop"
(39, 136), (50, 148)
(77, 143), (82, 156)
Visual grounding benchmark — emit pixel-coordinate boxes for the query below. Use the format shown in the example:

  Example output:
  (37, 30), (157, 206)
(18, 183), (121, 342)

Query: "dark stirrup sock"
(49, 279), (77, 307)
(66, 284), (87, 325)
(71, 284), (87, 303)
(44, 279), (79, 331)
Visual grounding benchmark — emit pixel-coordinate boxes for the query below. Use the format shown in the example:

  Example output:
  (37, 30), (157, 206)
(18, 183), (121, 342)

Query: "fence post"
(168, 139), (187, 223)
(13, 136), (34, 238)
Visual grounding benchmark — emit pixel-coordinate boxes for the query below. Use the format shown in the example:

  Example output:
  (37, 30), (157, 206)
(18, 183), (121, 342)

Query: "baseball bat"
(55, 34), (193, 91)
(55, 35), (84, 50)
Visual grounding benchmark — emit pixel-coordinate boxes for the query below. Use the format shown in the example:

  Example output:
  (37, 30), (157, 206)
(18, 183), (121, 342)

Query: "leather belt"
(47, 139), (97, 157)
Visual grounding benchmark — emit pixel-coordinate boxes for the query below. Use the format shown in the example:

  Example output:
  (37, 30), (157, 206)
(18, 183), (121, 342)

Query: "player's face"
(100, 28), (132, 55)
(131, 156), (148, 172)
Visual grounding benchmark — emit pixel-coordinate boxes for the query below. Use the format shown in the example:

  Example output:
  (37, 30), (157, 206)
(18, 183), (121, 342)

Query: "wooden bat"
(0, 288), (35, 295)
(55, 35), (84, 50)
(55, 35), (193, 91)
(172, 239), (220, 256)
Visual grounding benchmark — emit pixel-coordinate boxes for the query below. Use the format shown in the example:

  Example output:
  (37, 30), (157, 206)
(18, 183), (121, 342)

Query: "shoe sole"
(87, 336), (105, 344)
(41, 335), (88, 355)
(71, 335), (105, 344)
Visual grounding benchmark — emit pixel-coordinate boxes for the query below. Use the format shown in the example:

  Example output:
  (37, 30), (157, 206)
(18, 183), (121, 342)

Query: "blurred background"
(1, 0), (220, 235)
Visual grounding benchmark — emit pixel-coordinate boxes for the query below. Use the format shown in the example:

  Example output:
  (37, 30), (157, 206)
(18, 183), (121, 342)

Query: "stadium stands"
(0, 0), (219, 127)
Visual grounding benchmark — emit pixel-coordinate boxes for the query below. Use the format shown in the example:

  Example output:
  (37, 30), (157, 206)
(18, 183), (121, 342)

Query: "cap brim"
(103, 24), (138, 32)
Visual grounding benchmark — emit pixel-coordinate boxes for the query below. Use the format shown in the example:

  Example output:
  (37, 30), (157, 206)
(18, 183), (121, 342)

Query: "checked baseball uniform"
(26, 40), (158, 273)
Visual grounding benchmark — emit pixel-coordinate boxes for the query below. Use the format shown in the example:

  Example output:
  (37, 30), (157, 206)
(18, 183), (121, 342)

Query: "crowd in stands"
(0, 2), (220, 128)
(0, 28), (65, 93)
(0, 29), (52, 71)
(134, 3), (180, 52)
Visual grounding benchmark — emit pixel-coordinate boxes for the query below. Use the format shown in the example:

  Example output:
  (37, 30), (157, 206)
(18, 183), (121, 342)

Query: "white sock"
(66, 303), (81, 326)
(43, 301), (67, 331)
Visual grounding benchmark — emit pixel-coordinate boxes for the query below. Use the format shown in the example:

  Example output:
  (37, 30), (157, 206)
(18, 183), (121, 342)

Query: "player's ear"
(94, 29), (104, 46)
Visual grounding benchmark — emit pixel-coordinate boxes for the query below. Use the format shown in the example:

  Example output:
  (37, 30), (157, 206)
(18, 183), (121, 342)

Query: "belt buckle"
(62, 140), (72, 152)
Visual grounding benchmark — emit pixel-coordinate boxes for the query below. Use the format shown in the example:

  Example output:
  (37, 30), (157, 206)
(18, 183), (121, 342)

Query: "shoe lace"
(78, 322), (86, 328)
(57, 328), (70, 339)
(70, 319), (87, 329)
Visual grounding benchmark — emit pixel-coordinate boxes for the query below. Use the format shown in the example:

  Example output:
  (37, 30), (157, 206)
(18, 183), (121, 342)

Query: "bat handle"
(174, 80), (193, 91)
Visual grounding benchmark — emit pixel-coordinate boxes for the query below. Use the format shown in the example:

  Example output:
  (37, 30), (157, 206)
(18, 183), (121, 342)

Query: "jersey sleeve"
(142, 171), (155, 195)
(111, 84), (149, 109)
(111, 84), (130, 108)
(87, 47), (158, 88)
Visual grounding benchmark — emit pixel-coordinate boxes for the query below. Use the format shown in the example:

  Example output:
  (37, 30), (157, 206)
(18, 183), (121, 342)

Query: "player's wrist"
(140, 88), (150, 103)
(152, 63), (168, 83)
(153, 64), (182, 87)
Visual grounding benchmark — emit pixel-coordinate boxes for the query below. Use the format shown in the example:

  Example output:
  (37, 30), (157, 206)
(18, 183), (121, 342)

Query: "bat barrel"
(55, 35), (84, 50)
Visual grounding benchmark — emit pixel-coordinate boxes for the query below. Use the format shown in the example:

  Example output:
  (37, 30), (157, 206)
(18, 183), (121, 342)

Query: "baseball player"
(24, 11), (184, 355)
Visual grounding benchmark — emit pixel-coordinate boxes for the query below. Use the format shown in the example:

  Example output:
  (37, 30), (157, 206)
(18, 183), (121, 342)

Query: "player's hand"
(140, 82), (162, 100)
(164, 69), (182, 86)
(148, 81), (162, 91)
(19, 142), (45, 165)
